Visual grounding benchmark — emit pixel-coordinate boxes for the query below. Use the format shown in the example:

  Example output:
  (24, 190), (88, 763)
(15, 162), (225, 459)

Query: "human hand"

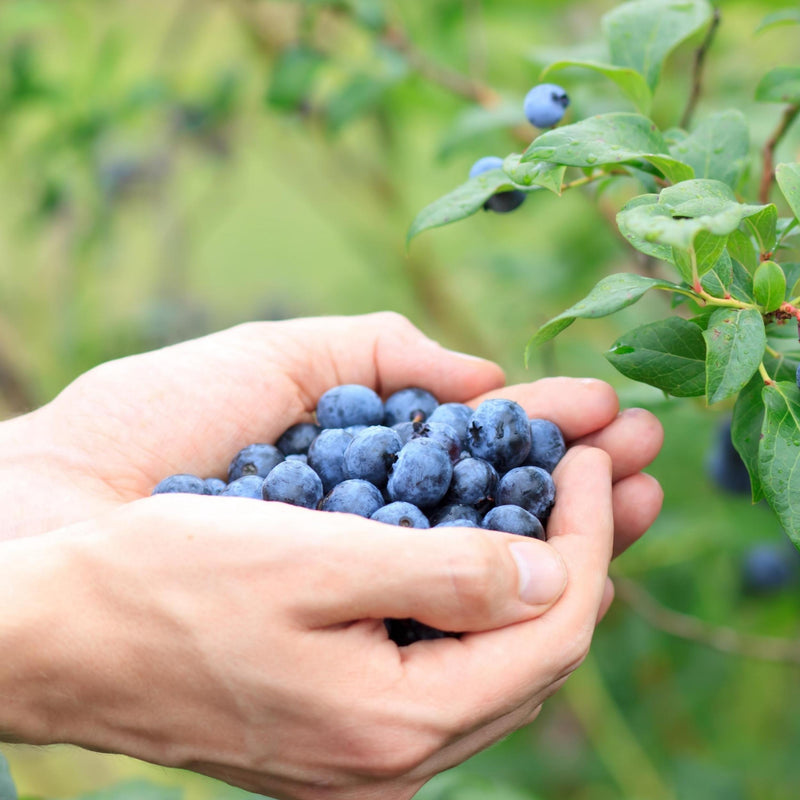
(1, 443), (612, 800)
(0, 312), (661, 546)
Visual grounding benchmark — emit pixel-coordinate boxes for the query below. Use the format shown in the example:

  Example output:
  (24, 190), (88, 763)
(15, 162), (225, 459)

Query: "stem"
(680, 6), (721, 130)
(759, 103), (800, 204)
(694, 287), (752, 309)
(766, 343), (782, 358)
(615, 578), (800, 666)
(759, 361), (775, 385)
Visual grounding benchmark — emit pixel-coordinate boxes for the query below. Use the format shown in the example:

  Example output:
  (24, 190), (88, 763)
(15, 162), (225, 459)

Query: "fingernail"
(509, 542), (567, 605)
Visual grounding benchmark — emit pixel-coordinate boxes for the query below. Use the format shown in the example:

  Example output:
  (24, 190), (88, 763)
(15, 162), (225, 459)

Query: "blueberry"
(204, 477), (227, 495)
(427, 403), (473, 448)
(482, 506), (545, 540)
(446, 457), (498, 508)
(316, 384), (384, 429)
(228, 443), (284, 482)
(706, 418), (751, 495)
(496, 466), (555, 520)
(523, 83), (569, 128)
(383, 387), (439, 426)
(468, 156), (526, 215)
(262, 460), (323, 508)
(467, 399), (532, 473)
(384, 618), (459, 647)
(525, 419), (566, 473)
(392, 421), (416, 445)
(409, 421), (462, 463)
(741, 545), (797, 595)
(435, 518), (479, 528)
(276, 422), (322, 456)
(319, 479), (384, 518)
(344, 426), (403, 488)
(387, 438), (453, 508)
(152, 474), (209, 495)
(285, 453), (308, 464)
(371, 502), (430, 528)
(222, 475), (265, 499)
(428, 503), (483, 527)
(307, 428), (355, 492)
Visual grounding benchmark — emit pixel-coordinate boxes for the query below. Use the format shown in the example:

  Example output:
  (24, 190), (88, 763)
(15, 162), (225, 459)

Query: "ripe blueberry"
(343, 426), (402, 488)
(371, 501), (430, 528)
(523, 83), (569, 128)
(262, 460), (323, 508)
(228, 443), (284, 482)
(316, 384), (384, 429)
(497, 466), (555, 520)
(319, 479), (384, 518)
(307, 428), (355, 493)
(276, 422), (322, 456)
(467, 399), (532, 473)
(387, 438), (453, 508)
(469, 156), (526, 215)
(482, 505), (545, 540)
(526, 419), (566, 473)
(383, 387), (439, 426)
(222, 475), (266, 499)
(152, 474), (209, 496)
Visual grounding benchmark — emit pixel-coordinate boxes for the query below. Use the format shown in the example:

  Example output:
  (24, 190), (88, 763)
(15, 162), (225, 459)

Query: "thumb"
(292, 515), (568, 634)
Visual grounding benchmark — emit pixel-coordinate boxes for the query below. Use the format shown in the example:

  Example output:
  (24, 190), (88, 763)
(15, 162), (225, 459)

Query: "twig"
(759, 103), (800, 204)
(680, 6), (721, 130)
(615, 577), (800, 666)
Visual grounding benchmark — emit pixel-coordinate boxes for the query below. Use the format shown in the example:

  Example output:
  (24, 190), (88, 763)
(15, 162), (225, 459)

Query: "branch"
(615, 577), (800, 666)
(680, 6), (721, 130)
(759, 103), (800, 204)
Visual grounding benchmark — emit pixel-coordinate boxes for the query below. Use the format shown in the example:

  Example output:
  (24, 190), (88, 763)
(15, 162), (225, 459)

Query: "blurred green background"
(2, 1), (800, 798)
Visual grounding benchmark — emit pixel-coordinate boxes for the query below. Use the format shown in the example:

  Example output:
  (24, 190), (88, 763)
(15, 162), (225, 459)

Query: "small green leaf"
(669, 110), (749, 189)
(756, 8), (800, 34)
(672, 230), (728, 281)
(732, 373), (766, 501)
(503, 154), (566, 194)
(756, 66), (800, 104)
(700, 250), (733, 297)
(760, 382), (800, 547)
(742, 205), (778, 254)
(727, 229), (759, 271)
(602, 0), (713, 90)
(729, 258), (757, 302)
(605, 317), (707, 396)
(266, 47), (325, 111)
(703, 308), (767, 404)
(754, 260), (787, 312)
(617, 194), (674, 261)
(527, 273), (688, 353)
(0, 751), (16, 800)
(776, 163), (800, 221)
(541, 60), (652, 114)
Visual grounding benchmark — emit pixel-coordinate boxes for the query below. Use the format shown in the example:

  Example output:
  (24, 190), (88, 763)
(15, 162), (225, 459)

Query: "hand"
(1, 444), (612, 800)
(0, 312), (662, 549)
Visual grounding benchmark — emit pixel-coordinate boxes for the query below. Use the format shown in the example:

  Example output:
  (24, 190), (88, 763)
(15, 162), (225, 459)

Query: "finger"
(402, 447), (614, 720)
(573, 407), (664, 482)
(469, 378), (619, 441)
(611, 472), (664, 558)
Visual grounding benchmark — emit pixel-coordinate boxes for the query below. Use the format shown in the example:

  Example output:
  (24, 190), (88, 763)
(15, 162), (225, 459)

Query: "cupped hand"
(0, 312), (662, 548)
(11, 445), (611, 800)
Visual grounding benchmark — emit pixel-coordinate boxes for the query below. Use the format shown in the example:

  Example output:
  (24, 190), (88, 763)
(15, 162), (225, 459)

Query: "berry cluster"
(153, 384), (566, 645)
(469, 82), (570, 215)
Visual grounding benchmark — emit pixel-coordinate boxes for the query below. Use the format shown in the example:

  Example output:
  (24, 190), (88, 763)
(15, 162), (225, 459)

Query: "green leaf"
(727, 229), (758, 271)
(437, 101), (524, 159)
(266, 47), (325, 111)
(502, 154), (566, 194)
(732, 373), (766, 501)
(522, 113), (693, 182)
(0, 751), (16, 800)
(703, 308), (767, 404)
(776, 163), (800, 221)
(605, 317), (707, 397)
(756, 8), (800, 34)
(754, 260), (787, 312)
(729, 258), (757, 302)
(701, 251), (733, 298)
(760, 382), (800, 546)
(669, 110), (749, 188)
(672, 230), (728, 281)
(408, 171), (527, 242)
(527, 273), (688, 353)
(742, 205), (778, 254)
(756, 66), (800, 104)
(541, 60), (652, 114)
(617, 194), (674, 261)
(602, 0), (713, 90)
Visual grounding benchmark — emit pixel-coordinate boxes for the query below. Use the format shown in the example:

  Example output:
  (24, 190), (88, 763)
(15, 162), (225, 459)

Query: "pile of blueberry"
(153, 384), (566, 644)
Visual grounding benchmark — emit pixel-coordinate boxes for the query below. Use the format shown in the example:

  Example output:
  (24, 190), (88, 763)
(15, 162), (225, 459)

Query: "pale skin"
(0, 312), (664, 800)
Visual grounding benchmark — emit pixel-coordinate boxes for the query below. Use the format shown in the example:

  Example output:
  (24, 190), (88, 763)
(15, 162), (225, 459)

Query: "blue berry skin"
(153, 474), (210, 496)
(344, 426), (403, 488)
(429, 503), (483, 527)
(428, 403), (473, 448)
(435, 518), (479, 528)
(285, 454), (308, 465)
(222, 475), (266, 499)
(446, 457), (498, 508)
(706, 418), (751, 495)
(228, 443), (284, 482)
(467, 399), (532, 474)
(262, 460), (323, 508)
(387, 438), (454, 509)
(383, 387), (439, 426)
(482, 505), (545, 540)
(523, 83), (570, 128)
(497, 466), (556, 520)
(276, 422), (322, 456)
(307, 428), (355, 493)
(392, 421), (416, 445)
(796, 363), (800, 390)
(319, 479), (384, 518)
(316, 385), (384, 429)
(409, 421), (462, 463)
(204, 477), (227, 496)
(525, 419), (566, 473)
(741, 545), (797, 595)
(384, 619), (458, 647)
(371, 502), (430, 528)
(469, 156), (504, 178)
